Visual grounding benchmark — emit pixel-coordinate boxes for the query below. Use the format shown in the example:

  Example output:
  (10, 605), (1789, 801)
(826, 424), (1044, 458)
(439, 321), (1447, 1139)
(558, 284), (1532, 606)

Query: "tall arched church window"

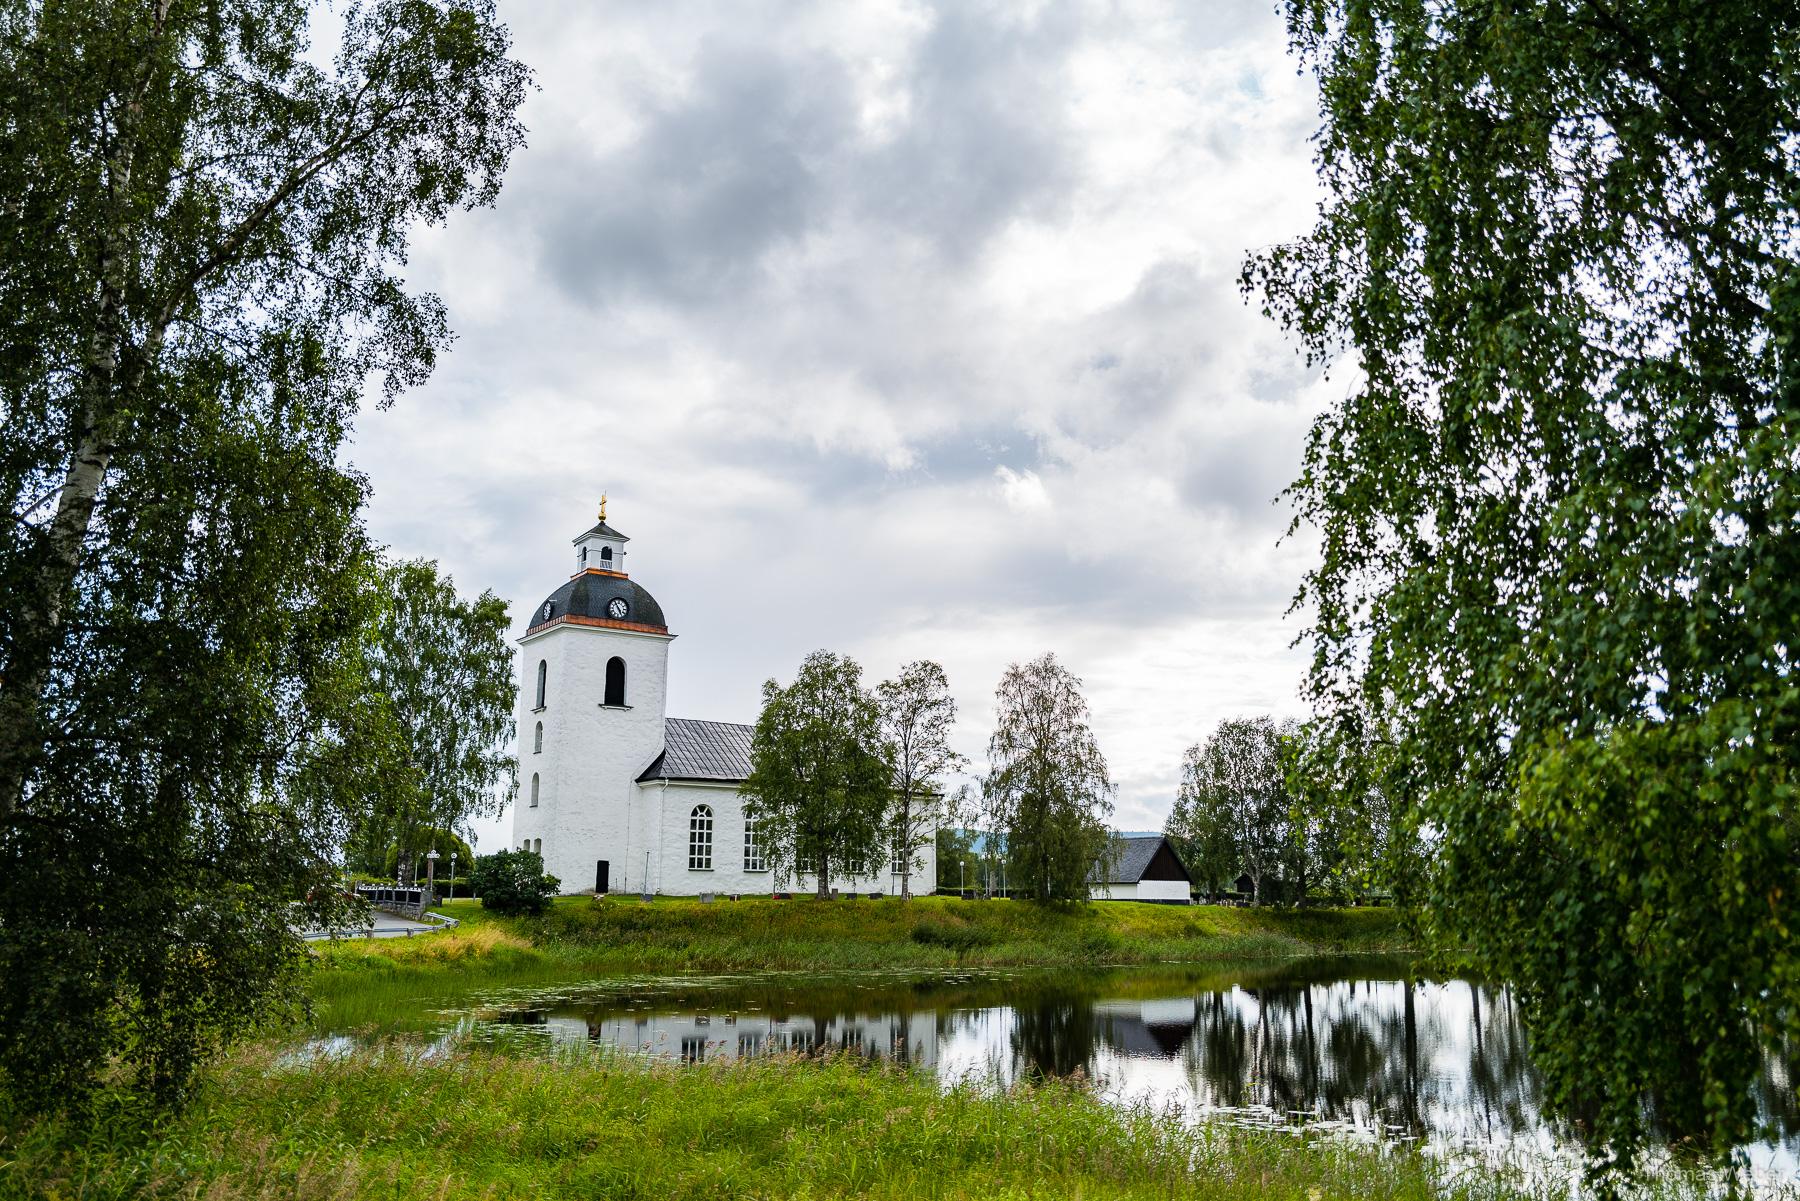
(743, 807), (767, 872)
(604, 656), (626, 706)
(533, 721), (543, 754)
(535, 659), (547, 708)
(688, 805), (714, 871)
(890, 844), (907, 875)
(530, 773), (539, 808)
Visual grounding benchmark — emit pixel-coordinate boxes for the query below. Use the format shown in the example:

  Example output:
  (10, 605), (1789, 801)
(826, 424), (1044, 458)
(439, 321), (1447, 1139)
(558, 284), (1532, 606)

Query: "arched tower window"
(535, 659), (547, 708)
(604, 656), (626, 707)
(600, 545), (613, 567)
(529, 773), (540, 808)
(688, 805), (714, 870)
(533, 721), (543, 754)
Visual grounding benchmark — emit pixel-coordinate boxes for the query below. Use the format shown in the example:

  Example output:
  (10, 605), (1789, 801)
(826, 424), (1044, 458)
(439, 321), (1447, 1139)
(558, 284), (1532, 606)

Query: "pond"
(317, 956), (1800, 1181)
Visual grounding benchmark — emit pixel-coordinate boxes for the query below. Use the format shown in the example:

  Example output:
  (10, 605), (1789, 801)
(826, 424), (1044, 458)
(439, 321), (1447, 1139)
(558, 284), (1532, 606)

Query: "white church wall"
(646, 781), (770, 896)
(513, 618), (671, 893)
(637, 781), (941, 898)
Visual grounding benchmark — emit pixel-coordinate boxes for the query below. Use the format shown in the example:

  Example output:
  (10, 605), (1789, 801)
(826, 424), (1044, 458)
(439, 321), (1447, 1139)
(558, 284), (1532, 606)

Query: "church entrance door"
(596, 860), (609, 894)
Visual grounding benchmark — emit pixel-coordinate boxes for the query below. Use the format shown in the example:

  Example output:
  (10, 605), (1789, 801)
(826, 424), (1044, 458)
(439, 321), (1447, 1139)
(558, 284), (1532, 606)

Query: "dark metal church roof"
(636, 717), (755, 783)
(1088, 834), (1185, 884)
(528, 572), (667, 632)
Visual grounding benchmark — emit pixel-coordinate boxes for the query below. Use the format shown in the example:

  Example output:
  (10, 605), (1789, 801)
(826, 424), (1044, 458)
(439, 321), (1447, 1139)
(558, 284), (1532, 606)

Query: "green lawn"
(0, 1045), (1678, 1201)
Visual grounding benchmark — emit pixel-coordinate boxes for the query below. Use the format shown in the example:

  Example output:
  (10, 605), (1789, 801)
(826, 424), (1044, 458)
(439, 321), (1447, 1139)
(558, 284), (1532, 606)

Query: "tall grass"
(0, 1046), (1651, 1201)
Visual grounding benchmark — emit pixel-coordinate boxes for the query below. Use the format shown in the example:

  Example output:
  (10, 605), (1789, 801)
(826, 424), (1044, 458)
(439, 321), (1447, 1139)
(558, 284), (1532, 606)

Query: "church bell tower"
(511, 499), (674, 894)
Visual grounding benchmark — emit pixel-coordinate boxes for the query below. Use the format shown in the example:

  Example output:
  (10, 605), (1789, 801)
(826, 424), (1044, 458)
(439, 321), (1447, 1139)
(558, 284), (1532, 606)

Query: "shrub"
(469, 850), (559, 916)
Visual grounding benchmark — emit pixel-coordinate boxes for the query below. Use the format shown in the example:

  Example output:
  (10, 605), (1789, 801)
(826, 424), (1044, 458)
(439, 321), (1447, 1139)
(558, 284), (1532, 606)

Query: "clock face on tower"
(607, 598), (629, 620)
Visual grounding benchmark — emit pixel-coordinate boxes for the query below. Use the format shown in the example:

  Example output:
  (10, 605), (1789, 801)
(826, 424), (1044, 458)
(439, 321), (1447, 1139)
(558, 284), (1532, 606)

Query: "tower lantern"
(573, 497), (629, 575)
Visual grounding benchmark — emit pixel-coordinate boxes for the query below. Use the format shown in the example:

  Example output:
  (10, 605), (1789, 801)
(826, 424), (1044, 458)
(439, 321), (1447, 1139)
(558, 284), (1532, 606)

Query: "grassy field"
(0, 1045), (1675, 1201)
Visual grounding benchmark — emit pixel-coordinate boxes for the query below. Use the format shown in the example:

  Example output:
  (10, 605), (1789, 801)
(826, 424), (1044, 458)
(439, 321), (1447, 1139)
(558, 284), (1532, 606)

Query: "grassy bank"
(319, 894), (1409, 974)
(0, 1046), (1653, 1201)
(304, 897), (1412, 1030)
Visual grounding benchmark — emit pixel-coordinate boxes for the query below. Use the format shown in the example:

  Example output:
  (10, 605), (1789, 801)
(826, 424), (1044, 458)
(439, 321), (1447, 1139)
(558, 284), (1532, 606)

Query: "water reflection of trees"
(1175, 979), (1550, 1144)
(1010, 990), (1097, 1081)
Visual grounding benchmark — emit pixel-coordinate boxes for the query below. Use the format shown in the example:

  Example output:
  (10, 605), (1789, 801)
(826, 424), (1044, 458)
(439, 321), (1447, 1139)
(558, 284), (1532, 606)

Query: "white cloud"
(994, 466), (1052, 514)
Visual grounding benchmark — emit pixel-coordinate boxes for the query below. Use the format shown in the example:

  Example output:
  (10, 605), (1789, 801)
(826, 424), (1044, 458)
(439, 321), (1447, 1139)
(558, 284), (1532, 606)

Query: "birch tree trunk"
(0, 5), (169, 820)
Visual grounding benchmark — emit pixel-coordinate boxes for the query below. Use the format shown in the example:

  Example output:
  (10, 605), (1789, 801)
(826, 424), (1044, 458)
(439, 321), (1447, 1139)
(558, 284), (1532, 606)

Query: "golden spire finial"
(598, 493), (607, 522)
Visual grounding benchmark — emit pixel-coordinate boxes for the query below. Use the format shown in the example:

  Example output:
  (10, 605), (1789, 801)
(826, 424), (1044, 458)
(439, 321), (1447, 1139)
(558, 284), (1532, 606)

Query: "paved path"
(301, 912), (443, 941)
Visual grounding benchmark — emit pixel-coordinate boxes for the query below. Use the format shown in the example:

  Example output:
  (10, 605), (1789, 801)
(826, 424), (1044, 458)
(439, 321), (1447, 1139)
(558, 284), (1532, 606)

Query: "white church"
(510, 504), (935, 897)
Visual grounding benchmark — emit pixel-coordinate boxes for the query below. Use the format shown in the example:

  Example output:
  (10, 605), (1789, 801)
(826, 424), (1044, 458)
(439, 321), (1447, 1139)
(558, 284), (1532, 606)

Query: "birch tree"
(983, 654), (1114, 904)
(0, 1), (528, 1112)
(742, 651), (891, 899)
(1247, 0), (1799, 1164)
(1167, 717), (1293, 905)
(876, 660), (966, 900)
(351, 558), (516, 882)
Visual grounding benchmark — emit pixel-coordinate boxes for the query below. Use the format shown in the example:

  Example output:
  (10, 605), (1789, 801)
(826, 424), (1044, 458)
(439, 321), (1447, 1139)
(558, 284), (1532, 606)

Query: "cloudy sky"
(346, 0), (1337, 851)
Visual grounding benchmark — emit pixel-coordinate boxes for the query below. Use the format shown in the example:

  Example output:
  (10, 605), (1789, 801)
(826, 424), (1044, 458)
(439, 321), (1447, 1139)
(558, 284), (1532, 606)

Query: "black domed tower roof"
(527, 573), (667, 634)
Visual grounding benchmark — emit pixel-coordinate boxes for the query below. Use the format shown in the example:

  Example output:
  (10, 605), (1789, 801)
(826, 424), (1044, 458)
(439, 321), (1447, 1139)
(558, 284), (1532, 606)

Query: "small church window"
(534, 838), (542, 854)
(530, 773), (539, 808)
(533, 721), (543, 754)
(890, 844), (907, 875)
(604, 656), (626, 706)
(535, 659), (548, 708)
(600, 545), (613, 565)
(689, 805), (713, 871)
(743, 809), (767, 872)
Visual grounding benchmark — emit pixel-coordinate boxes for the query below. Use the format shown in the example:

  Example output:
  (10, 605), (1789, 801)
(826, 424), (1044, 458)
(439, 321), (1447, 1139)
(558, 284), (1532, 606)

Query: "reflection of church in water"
(542, 1009), (944, 1067)
(524, 994), (1202, 1075)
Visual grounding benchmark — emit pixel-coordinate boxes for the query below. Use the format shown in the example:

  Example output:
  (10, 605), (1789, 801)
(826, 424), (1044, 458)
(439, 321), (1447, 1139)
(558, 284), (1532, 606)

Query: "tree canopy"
(0, 0), (528, 1113)
(742, 651), (891, 899)
(1166, 716), (1295, 903)
(1247, 0), (1799, 1166)
(350, 558), (515, 882)
(877, 660), (966, 899)
(984, 654), (1114, 904)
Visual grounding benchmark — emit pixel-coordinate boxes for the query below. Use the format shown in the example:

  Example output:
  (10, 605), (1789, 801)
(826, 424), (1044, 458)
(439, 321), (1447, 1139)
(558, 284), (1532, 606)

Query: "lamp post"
(450, 852), (458, 900)
(426, 847), (440, 900)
